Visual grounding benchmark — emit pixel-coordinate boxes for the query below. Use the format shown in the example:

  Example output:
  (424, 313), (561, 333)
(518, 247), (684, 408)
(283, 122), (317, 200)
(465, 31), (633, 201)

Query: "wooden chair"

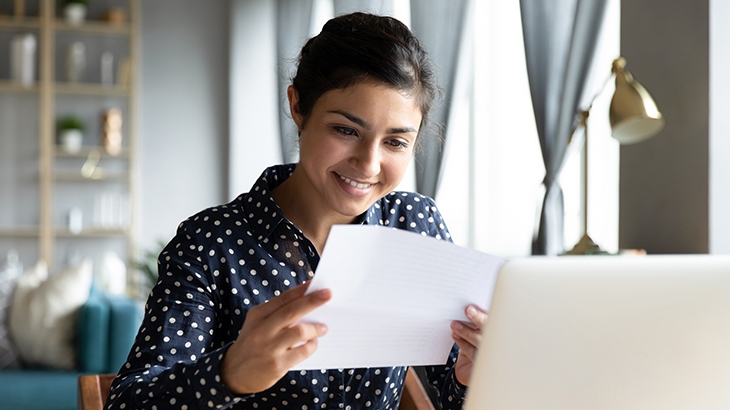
(78, 368), (434, 410)
(401, 367), (436, 410)
(78, 373), (116, 410)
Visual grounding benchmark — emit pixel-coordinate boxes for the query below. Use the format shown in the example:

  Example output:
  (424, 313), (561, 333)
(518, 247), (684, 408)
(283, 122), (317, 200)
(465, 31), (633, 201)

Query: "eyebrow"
(328, 110), (418, 134)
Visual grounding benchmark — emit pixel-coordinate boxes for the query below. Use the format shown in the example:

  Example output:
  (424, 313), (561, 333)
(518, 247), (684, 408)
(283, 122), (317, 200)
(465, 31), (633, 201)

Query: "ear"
(287, 85), (304, 131)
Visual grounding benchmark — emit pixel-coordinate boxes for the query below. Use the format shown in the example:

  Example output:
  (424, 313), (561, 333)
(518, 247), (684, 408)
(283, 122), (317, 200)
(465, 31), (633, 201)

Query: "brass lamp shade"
(609, 57), (665, 144)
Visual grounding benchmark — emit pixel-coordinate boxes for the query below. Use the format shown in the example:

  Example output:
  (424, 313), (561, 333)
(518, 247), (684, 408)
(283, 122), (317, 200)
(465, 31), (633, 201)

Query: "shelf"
(55, 82), (130, 96)
(55, 146), (131, 159)
(2, 0), (139, 269)
(54, 227), (131, 237)
(54, 20), (131, 36)
(0, 17), (40, 30)
(0, 227), (40, 237)
(0, 79), (39, 93)
(54, 170), (128, 182)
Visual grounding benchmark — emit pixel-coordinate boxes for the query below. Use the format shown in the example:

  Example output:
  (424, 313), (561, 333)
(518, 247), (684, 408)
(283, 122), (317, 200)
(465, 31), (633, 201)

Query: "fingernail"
(452, 321), (464, 331)
(318, 289), (331, 300)
(319, 324), (328, 334)
(467, 305), (478, 318)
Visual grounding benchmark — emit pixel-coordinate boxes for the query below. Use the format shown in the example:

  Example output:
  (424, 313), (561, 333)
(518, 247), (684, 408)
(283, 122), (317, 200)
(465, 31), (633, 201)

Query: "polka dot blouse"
(106, 164), (467, 410)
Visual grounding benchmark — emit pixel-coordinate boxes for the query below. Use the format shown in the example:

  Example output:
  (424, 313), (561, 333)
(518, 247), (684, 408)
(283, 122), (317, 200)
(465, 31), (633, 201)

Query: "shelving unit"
(0, 0), (139, 284)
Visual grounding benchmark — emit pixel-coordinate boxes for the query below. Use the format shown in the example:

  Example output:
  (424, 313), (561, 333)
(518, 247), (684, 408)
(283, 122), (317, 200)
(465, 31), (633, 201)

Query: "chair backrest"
(78, 374), (116, 410)
(78, 368), (434, 410)
(401, 367), (436, 410)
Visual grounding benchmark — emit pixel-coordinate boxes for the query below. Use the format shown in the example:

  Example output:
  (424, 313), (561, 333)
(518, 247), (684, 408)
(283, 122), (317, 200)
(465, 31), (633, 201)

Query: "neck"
(271, 168), (356, 253)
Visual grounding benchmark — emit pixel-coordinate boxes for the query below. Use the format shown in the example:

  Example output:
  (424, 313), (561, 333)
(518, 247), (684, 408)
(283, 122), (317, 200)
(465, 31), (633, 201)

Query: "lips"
(338, 174), (374, 189)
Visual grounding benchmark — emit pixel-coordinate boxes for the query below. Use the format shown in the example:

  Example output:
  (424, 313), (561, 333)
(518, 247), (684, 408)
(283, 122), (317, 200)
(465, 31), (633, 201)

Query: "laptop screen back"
(463, 255), (730, 410)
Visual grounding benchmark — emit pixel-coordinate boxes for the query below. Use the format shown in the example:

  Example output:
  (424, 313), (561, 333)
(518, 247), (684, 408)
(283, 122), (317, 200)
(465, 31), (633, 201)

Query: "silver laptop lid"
(464, 255), (730, 410)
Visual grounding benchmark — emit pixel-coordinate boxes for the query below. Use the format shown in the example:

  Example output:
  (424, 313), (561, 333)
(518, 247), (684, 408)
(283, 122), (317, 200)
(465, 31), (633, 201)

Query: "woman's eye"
(386, 139), (409, 149)
(334, 127), (357, 136)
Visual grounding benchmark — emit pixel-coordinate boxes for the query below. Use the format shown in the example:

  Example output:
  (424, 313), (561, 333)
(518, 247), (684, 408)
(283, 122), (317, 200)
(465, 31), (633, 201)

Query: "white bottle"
(68, 207), (83, 234)
(11, 34), (37, 87)
(101, 52), (114, 86)
(100, 251), (127, 295)
(65, 42), (86, 83)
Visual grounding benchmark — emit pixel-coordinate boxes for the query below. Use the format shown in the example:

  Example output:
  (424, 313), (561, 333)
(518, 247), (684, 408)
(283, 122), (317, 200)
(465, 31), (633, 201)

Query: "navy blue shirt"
(106, 164), (467, 410)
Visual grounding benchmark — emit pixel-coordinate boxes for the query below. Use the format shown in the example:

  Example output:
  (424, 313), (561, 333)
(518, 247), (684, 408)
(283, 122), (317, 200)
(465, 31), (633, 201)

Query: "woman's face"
(289, 81), (422, 220)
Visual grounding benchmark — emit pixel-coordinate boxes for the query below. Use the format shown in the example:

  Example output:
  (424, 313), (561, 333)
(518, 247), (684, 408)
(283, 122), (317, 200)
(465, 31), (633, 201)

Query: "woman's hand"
(450, 305), (488, 386)
(220, 282), (331, 395)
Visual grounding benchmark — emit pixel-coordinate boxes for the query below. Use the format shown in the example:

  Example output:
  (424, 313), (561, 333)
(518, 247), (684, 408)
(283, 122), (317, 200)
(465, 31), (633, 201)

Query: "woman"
(106, 12), (486, 410)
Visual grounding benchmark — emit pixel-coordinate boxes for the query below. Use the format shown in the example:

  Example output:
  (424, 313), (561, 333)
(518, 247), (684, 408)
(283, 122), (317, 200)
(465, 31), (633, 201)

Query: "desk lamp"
(565, 57), (664, 255)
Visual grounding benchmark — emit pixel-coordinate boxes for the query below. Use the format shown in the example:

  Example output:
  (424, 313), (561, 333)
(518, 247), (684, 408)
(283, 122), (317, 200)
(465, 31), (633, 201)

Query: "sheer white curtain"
(229, 0), (281, 198)
(437, 0), (619, 255)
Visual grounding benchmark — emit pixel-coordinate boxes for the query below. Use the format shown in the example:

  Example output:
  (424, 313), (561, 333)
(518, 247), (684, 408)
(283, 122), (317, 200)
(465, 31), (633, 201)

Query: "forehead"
(313, 82), (423, 123)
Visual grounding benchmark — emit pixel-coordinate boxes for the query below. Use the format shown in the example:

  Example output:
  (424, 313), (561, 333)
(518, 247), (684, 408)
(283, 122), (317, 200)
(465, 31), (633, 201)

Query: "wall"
(139, 0), (230, 252)
(710, 0), (730, 254)
(619, 0), (709, 254)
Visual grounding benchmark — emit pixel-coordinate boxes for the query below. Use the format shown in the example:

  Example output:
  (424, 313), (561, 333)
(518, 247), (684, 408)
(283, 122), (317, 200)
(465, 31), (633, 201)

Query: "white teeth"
(340, 175), (372, 189)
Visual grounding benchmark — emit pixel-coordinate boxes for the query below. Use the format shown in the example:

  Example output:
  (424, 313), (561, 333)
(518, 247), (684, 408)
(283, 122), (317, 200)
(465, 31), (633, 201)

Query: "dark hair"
(291, 12), (440, 140)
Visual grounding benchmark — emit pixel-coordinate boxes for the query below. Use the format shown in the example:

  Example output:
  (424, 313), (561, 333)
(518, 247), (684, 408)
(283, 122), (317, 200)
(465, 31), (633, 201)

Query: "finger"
(452, 333), (477, 361)
(465, 305), (488, 328)
(285, 338), (320, 366)
(451, 320), (482, 349)
(265, 288), (332, 331)
(252, 281), (312, 318)
(280, 322), (329, 349)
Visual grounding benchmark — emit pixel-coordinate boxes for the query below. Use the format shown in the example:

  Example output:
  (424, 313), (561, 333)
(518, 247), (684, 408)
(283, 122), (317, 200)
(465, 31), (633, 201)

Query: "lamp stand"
(564, 111), (608, 255)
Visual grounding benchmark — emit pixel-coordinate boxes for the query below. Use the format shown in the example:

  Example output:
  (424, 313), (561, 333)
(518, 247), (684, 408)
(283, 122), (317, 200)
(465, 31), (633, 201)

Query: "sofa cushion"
(0, 369), (81, 410)
(77, 287), (142, 373)
(77, 286), (110, 373)
(0, 255), (22, 370)
(105, 293), (142, 372)
(9, 260), (92, 370)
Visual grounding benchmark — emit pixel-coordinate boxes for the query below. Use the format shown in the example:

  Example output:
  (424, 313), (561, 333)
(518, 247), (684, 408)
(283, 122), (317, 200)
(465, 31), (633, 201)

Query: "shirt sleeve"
(105, 222), (249, 410)
(424, 345), (467, 410)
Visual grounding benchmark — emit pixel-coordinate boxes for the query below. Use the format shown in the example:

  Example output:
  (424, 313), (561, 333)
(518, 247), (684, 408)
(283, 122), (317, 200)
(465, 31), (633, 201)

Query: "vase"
(64, 3), (87, 25)
(10, 33), (36, 87)
(65, 42), (86, 83)
(101, 52), (114, 86)
(60, 129), (83, 153)
(102, 108), (123, 156)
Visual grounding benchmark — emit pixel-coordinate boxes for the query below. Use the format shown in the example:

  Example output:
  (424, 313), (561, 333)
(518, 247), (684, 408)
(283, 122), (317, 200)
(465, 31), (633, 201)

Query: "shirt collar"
(241, 164), (295, 241)
(241, 164), (382, 241)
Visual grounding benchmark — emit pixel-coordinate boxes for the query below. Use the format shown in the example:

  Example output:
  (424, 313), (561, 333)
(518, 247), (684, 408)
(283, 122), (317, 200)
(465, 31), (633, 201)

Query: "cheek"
(299, 132), (346, 166)
(383, 153), (413, 182)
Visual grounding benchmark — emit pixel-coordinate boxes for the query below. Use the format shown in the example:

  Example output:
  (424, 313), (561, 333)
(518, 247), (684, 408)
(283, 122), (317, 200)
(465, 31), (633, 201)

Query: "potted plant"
(133, 240), (166, 297)
(57, 115), (85, 153)
(63, 0), (88, 25)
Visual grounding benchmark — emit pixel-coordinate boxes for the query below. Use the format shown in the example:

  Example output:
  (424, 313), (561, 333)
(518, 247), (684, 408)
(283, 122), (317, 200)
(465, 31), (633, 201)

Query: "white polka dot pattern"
(105, 164), (466, 410)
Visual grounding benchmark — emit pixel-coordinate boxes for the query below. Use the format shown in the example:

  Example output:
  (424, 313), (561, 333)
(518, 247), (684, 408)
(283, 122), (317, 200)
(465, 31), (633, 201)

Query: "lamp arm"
(567, 63), (617, 146)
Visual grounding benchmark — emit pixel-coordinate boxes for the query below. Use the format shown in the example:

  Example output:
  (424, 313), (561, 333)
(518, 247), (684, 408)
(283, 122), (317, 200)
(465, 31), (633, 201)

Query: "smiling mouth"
(339, 174), (374, 189)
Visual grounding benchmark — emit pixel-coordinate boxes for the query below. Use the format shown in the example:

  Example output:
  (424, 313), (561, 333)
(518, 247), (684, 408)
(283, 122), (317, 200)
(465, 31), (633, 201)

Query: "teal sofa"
(0, 288), (142, 410)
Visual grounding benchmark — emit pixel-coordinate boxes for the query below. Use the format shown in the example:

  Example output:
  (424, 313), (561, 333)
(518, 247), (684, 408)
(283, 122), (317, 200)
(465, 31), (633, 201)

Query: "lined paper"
(293, 225), (503, 370)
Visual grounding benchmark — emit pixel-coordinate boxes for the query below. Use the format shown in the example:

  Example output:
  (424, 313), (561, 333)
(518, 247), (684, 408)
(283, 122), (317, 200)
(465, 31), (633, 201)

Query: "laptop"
(463, 255), (730, 410)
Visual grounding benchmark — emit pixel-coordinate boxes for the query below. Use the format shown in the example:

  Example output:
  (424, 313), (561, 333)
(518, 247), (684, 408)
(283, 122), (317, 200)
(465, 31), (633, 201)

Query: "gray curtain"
(333, 0), (394, 16)
(410, 0), (470, 199)
(277, 0), (314, 164)
(520, 0), (609, 255)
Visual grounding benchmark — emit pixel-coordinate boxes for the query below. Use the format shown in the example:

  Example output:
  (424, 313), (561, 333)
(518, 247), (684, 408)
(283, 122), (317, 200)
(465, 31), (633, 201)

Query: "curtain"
(520, 0), (609, 255)
(410, 0), (470, 199)
(333, 0), (394, 16)
(277, 0), (314, 164)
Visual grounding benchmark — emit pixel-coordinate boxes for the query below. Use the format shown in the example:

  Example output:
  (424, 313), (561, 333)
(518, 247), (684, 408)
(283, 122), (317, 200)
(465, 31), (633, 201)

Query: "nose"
(350, 140), (381, 178)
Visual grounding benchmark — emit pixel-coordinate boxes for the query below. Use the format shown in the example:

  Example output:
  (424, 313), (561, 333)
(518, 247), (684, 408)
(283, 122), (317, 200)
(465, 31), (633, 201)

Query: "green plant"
(57, 115), (85, 132)
(134, 240), (167, 289)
